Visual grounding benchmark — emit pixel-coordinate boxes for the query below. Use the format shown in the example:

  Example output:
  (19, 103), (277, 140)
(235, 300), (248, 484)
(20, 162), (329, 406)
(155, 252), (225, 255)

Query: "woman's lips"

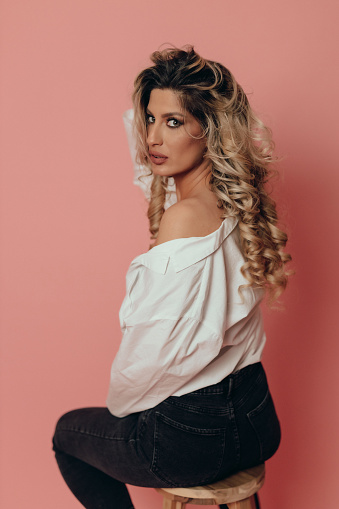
(149, 152), (168, 165)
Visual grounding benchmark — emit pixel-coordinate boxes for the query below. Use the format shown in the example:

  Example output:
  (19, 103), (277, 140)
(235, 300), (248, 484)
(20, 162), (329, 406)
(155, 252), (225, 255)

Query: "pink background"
(1, 1), (338, 508)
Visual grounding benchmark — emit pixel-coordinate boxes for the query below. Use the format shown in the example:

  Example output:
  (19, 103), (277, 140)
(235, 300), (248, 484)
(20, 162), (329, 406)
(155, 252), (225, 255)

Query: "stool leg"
(163, 497), (187, 509)
(254, 493), (261, 509)
(227, 495), (257, 509)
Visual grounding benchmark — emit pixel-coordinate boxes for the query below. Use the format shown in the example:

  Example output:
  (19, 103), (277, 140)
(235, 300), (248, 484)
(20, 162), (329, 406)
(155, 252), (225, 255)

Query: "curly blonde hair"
(132, 46), (292, 303)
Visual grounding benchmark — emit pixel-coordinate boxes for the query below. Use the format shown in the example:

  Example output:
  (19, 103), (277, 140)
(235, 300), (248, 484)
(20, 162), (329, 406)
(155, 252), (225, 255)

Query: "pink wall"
(1, 1), (338, 508)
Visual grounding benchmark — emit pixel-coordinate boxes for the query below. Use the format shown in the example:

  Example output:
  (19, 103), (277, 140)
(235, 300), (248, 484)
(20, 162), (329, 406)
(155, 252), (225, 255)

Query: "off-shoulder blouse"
(106, 111), (266, 418)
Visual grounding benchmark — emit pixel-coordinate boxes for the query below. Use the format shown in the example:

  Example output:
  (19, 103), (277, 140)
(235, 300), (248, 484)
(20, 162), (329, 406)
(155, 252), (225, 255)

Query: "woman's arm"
(107, 312), (222, 417)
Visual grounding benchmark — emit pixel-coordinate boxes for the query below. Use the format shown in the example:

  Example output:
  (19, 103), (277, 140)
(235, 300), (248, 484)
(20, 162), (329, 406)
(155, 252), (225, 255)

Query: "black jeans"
(52, 362), (281, 509)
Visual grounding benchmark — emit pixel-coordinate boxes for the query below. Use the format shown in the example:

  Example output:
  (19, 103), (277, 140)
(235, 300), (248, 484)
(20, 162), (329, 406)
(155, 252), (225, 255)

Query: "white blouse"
(106, 111), (266, 418)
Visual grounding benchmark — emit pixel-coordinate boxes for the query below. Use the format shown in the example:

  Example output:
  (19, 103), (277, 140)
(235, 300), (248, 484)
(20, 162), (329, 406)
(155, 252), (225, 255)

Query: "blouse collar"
(132, 216), (238, 274)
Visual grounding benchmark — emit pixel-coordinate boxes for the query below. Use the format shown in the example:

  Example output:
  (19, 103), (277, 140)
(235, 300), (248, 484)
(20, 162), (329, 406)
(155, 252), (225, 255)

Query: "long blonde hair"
(132, 46), (292, 303)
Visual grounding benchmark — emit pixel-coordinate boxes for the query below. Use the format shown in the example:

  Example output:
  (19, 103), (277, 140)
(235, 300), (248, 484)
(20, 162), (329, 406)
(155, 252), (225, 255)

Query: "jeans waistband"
(189, 362), (263, 397)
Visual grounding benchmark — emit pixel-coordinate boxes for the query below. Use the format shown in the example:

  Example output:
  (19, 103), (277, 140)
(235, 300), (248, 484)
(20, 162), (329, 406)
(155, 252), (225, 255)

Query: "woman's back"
(107, 210), (265, 417)
(153, 195), (225, 247)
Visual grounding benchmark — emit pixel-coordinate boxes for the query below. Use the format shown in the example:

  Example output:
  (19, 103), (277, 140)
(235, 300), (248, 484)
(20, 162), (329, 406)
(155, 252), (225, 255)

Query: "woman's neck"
(174, 160), (212, 202)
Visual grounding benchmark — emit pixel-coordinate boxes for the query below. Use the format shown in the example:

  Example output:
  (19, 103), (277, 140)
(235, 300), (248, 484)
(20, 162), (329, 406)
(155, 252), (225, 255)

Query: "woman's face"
(146, 89), (207, 177)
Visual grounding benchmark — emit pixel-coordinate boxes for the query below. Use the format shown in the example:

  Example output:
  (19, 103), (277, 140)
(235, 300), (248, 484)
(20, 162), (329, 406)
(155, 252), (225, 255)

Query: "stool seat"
(156, 464), (265, 508)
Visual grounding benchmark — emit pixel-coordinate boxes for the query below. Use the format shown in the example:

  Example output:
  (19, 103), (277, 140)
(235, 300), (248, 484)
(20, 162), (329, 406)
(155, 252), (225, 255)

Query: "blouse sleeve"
(122, 109), (177, 209)
(106, 256), (223, 418)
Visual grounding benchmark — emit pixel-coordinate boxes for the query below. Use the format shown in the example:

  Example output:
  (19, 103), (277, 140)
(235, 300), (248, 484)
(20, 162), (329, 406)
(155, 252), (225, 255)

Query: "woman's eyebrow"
(146, 108), (184, 118)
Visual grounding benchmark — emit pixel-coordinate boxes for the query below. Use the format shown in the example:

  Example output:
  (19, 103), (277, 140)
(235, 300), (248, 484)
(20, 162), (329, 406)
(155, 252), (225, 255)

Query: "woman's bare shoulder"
(154, 198), (222, 246)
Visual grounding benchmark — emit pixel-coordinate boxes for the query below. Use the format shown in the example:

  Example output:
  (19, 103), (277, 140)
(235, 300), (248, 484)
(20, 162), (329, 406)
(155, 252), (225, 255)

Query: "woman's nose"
(147, 123), (163, 146)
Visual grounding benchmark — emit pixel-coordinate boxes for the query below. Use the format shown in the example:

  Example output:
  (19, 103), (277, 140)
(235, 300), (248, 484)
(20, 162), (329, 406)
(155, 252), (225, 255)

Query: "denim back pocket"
(247, 389), (281, 463)
(151, 411), (226, 487)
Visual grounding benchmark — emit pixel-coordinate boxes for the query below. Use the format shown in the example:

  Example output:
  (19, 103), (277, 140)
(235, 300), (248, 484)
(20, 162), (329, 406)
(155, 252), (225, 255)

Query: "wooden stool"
(156, 464), (265, 509)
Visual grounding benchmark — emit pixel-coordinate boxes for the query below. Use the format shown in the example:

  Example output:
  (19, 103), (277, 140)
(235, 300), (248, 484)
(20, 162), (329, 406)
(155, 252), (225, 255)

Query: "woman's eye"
(146, 115), (155, 124)
(167, 118), (182, 128)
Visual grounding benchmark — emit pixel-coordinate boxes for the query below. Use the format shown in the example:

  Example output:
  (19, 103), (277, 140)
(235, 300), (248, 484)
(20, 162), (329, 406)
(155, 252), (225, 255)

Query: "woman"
(53, 46), (291, 509)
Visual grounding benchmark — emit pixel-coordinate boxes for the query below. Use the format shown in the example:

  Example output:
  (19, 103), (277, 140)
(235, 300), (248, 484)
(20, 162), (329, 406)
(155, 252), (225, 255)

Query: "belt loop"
(226, 377), (233, 398)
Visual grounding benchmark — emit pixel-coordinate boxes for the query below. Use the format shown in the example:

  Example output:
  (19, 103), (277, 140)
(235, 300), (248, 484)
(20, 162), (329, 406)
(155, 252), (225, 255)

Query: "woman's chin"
(151, 165), (175, 178)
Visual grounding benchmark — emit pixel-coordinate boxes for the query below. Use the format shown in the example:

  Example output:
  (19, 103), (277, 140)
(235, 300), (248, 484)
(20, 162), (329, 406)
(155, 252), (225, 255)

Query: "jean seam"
(234, 369), (266, 408)
(189, 388), (225, 394)
(150, 419), (173, 487)
(57, 427), (136, 442)
(154, 412), (227, 434)
(163, 399), (229, 416)
(227, 401), (241, 467)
